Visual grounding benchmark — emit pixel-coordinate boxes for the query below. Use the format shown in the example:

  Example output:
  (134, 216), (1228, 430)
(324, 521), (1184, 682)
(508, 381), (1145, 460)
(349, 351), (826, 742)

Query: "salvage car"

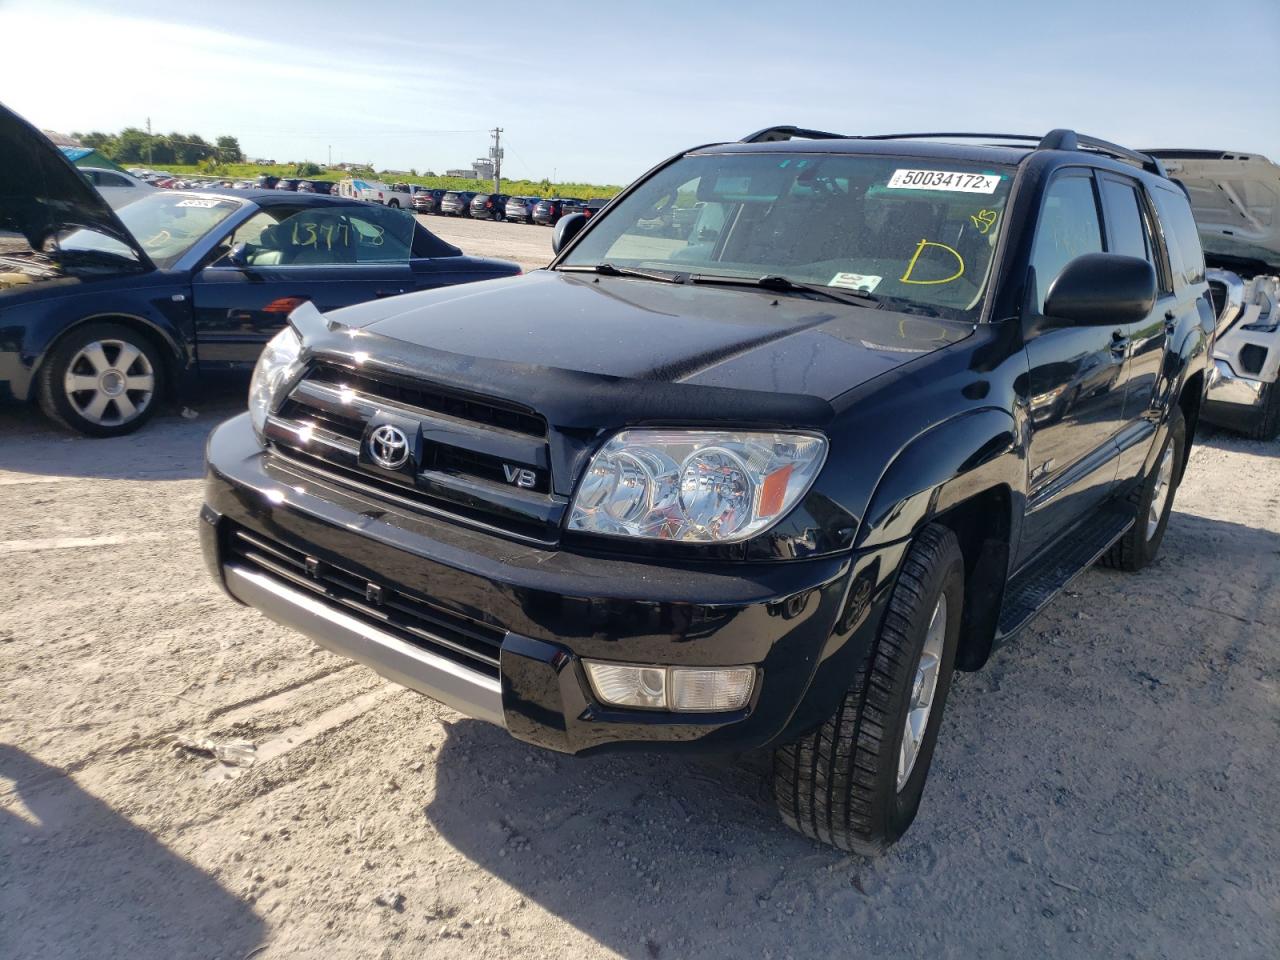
(0, 103), (521, 436)
(201, 126), (1213, 854)
(1148, 149), (1280, 439)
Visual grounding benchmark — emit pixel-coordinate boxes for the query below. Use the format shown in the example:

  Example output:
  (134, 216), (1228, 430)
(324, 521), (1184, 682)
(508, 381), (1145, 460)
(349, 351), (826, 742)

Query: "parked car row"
(412, 191), (612, 225)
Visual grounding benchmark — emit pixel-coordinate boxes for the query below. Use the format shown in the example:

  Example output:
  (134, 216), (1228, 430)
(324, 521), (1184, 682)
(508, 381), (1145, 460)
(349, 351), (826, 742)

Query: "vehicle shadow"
(0, 744), (265, 960)
(424, 508), (1280, 959)
(0, 381), (246, 482)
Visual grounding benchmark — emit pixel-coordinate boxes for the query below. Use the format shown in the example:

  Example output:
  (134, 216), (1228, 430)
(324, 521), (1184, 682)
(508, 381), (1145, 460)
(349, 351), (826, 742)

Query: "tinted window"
(1099, 177), (1151, 262)
(1150, 186), (1206, 287)
(1029, 174), (1103, 313)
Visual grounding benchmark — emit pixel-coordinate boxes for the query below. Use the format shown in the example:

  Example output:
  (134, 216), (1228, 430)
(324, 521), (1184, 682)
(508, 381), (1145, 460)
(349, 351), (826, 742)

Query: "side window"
(1099, 177), (1152, 262)
(214, 209), (304, 267)
(348, 210), (413, 263)
(1151, 186), (1206, 288)
(1029, 174), (1104, 314)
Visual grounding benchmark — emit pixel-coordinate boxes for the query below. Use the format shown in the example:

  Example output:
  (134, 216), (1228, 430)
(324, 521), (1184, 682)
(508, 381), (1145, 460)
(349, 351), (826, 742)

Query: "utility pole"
(490, 126), (503, 193)
(328, 144), (332, 168)
(146, 116), (153, 168)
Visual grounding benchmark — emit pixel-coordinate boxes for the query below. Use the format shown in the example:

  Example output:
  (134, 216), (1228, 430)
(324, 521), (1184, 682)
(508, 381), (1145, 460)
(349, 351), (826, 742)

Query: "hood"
(310, 270), (972, 427)
(1148, 150), (1280, 269)
(0, 102), (153, 267)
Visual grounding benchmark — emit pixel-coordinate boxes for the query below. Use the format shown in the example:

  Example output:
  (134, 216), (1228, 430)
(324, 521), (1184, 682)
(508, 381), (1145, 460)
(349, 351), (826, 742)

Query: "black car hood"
(0, 102), (153, 267)
(305, 271), (971, 430)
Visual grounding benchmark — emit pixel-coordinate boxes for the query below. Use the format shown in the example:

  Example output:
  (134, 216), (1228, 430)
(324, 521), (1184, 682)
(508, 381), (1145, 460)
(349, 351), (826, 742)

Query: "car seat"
(246, 224), (284, 266)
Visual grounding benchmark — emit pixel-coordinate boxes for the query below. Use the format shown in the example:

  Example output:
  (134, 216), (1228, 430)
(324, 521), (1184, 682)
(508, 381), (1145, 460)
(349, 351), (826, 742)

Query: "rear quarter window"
(1150, 185), (1206, 288)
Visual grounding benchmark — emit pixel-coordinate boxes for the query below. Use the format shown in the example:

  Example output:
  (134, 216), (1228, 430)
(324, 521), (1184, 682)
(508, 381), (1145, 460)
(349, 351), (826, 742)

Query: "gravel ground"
(2, 216), (1278, 958)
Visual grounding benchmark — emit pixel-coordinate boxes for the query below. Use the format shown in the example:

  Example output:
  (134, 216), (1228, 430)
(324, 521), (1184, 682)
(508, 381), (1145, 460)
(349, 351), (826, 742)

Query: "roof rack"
(856, 129), (1166, 176)
(740, 125), (850, 144)
(743, 127), (1166, 176)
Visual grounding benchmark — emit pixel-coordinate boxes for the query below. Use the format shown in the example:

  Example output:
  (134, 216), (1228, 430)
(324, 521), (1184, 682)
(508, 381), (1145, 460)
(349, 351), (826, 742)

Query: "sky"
(2, 0), (1278, 186)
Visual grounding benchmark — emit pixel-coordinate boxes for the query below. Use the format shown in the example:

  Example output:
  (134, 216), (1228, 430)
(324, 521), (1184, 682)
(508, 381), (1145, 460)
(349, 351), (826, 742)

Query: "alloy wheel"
(897, 594), (947, 791)
(63, 339), (155, 426)
(1147, 445), (1175, 540)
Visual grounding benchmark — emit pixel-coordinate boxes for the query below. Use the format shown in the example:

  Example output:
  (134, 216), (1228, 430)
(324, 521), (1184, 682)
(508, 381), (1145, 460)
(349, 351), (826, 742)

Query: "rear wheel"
(1101, 405), (1185, 571)
(773, 524), (964, 855)
(37, 322), (164, 437)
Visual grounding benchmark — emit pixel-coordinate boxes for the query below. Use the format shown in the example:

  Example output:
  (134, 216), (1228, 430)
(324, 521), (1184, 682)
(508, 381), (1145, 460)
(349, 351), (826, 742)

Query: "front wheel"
(773, 524), (964, 855)
(37, 322), (164, 436)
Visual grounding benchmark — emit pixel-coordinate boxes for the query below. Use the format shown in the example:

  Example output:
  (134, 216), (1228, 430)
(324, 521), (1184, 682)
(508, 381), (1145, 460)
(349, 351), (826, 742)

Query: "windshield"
(561, 152), (1016, 318)
(58, 192), (240, 269)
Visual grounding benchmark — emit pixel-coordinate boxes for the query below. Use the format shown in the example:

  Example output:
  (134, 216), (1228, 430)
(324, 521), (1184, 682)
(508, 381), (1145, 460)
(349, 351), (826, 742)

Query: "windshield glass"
(561, 152), (1016, 318)
(58, 192), (240, 269)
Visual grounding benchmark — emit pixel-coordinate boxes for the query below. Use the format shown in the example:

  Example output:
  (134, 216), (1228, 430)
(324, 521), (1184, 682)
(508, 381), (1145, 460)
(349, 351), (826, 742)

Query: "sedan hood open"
(0, 102), (153, 268)
(302, 270), (972, 430)
(1148, 149), (1280, 269)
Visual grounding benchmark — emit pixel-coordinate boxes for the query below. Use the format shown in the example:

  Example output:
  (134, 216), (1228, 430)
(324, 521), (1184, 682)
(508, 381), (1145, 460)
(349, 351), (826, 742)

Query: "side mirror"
(226, 242), (251, 268)
(552, 212), (587, 254)
(1042, 253), (1156, 326)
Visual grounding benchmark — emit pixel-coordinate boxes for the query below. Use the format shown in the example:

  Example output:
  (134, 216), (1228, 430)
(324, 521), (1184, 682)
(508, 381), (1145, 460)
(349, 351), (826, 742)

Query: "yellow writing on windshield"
(970, 209), (998, 234)
(900, 238), (965, 285)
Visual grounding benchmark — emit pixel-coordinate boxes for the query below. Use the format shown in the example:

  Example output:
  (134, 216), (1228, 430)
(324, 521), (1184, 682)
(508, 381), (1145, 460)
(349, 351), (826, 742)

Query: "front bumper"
(1203, 358), (1273, 431)
(202, 414), (895, 754)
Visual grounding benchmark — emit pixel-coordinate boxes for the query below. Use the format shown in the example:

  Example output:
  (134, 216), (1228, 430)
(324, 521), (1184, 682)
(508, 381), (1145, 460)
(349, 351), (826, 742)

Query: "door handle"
(1110, 330), (1130, 356)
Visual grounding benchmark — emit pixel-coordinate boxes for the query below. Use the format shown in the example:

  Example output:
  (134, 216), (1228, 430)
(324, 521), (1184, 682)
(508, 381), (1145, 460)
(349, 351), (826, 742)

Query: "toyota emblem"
(368, 424), (410, 470)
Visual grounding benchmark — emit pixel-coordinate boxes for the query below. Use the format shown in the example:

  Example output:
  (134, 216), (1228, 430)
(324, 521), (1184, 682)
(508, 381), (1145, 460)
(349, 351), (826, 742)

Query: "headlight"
(567, 429), (826, 543)
(248, 326), (303, 437)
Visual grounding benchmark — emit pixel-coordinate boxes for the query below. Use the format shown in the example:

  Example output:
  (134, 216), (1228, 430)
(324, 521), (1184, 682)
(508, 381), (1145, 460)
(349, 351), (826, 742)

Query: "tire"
(773, 524), (964, 855)
(1244, 382), (1280, 441)
(1101, 405), (1186, 571)
(36, 322), (165, 437)
(387, 200), (400, 209)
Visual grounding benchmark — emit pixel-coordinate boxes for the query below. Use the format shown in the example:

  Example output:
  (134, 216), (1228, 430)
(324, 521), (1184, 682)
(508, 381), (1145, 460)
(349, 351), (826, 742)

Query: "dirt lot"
(417, 212), (556, 273)
(2, 216), (1278, 959)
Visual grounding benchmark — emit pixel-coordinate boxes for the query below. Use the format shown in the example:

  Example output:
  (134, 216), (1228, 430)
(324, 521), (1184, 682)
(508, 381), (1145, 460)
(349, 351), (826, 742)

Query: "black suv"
(202, 126), (1214, 853)
(469, 192), (510, 221)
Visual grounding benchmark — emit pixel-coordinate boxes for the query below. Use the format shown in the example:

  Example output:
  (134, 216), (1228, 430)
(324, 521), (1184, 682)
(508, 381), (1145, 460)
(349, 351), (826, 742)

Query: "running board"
(995, 502), (1134, 643)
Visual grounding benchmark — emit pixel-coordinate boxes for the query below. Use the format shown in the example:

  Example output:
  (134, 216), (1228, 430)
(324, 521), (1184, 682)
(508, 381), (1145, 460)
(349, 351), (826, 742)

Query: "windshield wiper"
(51, 247), (145, 270)
(689, 273), (879, 307)
(559, 262), (686, 284)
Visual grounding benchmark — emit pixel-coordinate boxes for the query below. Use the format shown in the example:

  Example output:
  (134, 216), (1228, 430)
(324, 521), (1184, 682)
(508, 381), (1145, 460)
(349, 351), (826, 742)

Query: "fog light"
(670, 666), (755, 712)
(584, 661), (755, 712)
(584, 662), (667, 709)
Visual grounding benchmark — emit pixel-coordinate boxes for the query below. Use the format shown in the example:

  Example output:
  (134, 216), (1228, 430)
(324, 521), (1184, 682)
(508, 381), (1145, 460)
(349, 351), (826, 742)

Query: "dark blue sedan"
(0, 103), (520, 435)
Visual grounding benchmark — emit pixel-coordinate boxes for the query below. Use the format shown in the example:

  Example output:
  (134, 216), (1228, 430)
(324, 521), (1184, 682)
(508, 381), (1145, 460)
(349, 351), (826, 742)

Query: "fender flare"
(856, 406), (1023, 553)
(25, 307), (192, 401)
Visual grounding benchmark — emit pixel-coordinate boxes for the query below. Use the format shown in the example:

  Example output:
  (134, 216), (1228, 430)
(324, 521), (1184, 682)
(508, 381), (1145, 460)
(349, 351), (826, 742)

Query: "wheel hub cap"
(99, 370), (125, 396)
(897, 594), (947, 792)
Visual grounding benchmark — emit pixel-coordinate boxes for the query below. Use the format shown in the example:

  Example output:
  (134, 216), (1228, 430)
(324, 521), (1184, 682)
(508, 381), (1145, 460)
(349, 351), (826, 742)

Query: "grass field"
(156, 163), (623, 200)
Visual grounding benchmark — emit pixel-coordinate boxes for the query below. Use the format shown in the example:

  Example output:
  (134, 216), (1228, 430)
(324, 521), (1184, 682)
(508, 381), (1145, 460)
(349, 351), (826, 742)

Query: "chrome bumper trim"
(224, 563), (505, 727)
(1207, 359), (1267, 410)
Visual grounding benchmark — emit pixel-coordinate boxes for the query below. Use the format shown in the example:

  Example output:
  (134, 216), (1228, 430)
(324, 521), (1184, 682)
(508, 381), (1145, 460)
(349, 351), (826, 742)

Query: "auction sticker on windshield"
(887, 169), (1001, 193)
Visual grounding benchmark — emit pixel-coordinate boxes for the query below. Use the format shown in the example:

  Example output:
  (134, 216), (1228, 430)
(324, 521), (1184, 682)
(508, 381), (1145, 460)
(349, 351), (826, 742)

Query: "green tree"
(215, 135), (244, 163)
(294, 161), (322, 176)
(112, 127), (152, 163)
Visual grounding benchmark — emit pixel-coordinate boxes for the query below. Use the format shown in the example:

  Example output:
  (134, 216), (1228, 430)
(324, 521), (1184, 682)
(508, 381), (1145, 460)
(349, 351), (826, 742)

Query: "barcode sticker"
(887, 169), (1000, 193)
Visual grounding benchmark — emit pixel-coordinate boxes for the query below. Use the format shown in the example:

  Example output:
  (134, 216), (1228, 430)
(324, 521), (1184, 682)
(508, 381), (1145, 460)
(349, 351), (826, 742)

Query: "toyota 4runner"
(201, 126), (1214, 853)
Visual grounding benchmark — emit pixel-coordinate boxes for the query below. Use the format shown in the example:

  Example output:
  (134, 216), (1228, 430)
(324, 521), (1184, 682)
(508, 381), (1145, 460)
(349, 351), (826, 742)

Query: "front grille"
(308, 364), (545, 437)
(266, 362), (562, 543)
(227, 524), (503, 677)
